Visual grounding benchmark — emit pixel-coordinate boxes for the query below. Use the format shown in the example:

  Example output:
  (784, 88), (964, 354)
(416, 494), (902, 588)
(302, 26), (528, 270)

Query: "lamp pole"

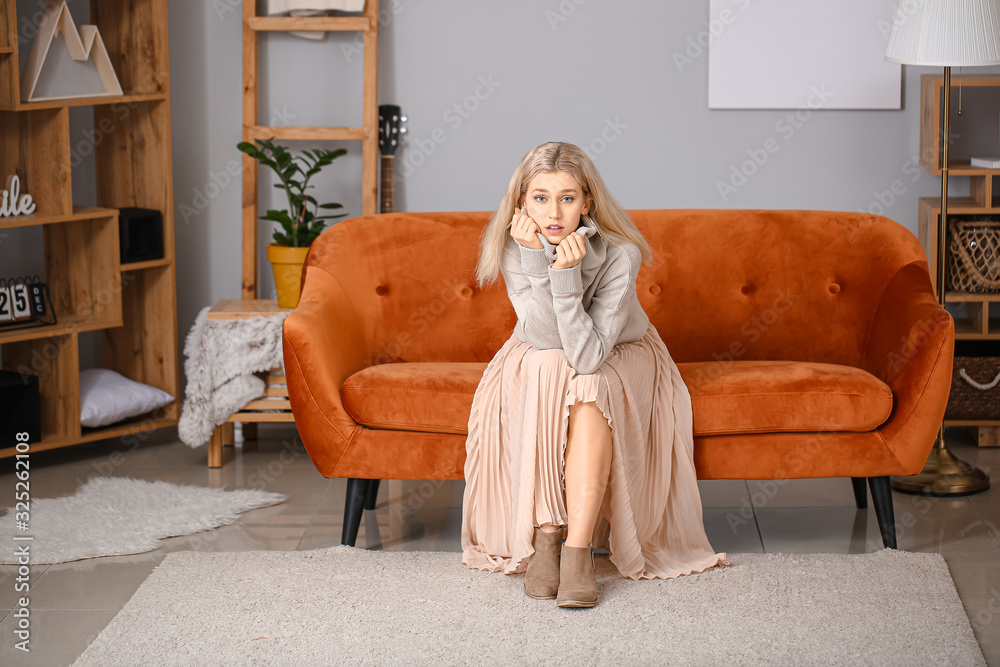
(890, 66), (990, 496)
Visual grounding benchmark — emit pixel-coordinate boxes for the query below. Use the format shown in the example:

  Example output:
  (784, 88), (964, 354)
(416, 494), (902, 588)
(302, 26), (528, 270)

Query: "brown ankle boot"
(556, 543), (597, 608)
(524, 526), (563, 600)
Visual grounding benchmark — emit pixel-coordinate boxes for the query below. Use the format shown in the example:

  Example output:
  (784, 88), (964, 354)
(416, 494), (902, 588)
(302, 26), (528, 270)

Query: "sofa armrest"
(861, 262), (955, 474)
(283, 265), (369, 477)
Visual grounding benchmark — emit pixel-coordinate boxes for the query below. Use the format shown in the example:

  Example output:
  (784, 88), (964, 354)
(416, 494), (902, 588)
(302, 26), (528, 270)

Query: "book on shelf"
(969, 156), (1000, 169)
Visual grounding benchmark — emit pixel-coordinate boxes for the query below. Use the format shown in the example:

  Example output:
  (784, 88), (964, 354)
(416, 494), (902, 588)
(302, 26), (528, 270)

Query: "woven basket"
(947, 218), (1000, 293)
(944, 356), (1000, 420)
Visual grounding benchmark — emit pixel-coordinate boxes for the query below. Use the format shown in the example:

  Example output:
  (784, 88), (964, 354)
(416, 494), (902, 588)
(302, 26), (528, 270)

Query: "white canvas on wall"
(708, 0), (901, 109)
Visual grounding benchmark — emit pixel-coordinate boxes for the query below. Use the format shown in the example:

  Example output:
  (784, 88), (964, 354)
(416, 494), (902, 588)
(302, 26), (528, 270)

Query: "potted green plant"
(237, 137), (348, 307)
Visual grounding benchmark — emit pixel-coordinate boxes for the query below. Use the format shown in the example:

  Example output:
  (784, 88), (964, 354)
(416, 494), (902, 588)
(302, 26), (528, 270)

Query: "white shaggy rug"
(0, 477), (286, 564)
(72, 547), (985, 666)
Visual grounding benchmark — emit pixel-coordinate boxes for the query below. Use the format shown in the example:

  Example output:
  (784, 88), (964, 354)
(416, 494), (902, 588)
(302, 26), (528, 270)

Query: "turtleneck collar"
(534, 214), (607, 269)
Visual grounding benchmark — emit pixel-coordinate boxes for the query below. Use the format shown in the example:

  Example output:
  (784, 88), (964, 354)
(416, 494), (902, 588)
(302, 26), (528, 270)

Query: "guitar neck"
(380, 155), (395, 214)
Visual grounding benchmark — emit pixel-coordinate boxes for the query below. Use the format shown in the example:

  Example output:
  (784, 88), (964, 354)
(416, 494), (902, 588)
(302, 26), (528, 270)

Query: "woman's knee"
(568, 400), (600, 418)
(567, 401), (610, 435)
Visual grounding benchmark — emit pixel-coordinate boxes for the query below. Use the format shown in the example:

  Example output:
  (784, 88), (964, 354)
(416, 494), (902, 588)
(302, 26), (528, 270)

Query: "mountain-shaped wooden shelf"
(20, 0), (123, 102)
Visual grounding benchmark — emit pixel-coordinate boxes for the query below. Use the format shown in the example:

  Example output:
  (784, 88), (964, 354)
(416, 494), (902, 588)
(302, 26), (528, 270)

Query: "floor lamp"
(884, 0), (1000, 495)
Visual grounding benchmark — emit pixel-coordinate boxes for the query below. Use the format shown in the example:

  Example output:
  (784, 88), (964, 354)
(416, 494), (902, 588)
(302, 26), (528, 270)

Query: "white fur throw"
(178, 306), (289, 448)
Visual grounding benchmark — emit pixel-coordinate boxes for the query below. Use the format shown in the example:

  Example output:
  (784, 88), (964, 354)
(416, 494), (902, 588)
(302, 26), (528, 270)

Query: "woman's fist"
(551, 232), (586, 270)
(509, 207), (544, 249)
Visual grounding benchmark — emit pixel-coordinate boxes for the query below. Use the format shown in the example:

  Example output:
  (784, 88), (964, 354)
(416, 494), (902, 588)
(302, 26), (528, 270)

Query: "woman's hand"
(551, 232), (587, 270)
(509, 207), (544, 249)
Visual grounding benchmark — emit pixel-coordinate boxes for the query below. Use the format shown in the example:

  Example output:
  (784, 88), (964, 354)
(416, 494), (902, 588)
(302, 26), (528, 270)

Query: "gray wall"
(9, 2), (999, 384)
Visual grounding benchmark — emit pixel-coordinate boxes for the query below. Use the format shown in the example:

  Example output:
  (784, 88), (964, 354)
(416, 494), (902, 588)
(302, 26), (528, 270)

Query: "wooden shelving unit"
(917, 73), (1000, 442)
(919, 195), (1000, 338)
(241, 0), (380, 299)
(0, 92), (168, 112)
(0, 0), (179, 458)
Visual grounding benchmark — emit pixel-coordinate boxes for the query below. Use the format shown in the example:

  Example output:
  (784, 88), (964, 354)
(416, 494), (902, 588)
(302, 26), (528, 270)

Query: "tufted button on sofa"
(283, 210), (955, 549)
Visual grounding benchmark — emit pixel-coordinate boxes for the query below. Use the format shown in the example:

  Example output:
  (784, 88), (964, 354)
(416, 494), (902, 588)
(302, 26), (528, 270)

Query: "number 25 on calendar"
(0, 281), (47, 323)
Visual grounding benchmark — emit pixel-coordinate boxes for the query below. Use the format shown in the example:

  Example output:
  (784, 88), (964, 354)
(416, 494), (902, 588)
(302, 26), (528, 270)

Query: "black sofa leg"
(364, 479), (381, 510)
(868, 476), (897, 549)
(342, 478), (371, 547)
(850, 477), (868, 509)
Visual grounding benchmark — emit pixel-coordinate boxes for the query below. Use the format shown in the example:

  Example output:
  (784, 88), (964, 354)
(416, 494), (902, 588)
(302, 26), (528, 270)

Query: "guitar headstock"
(378, 104), (407, 156)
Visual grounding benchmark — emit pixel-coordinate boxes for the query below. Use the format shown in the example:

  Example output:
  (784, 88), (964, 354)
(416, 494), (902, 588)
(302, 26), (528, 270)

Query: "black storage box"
(118, 207), (164, 263)
(0, 370), (42, 445)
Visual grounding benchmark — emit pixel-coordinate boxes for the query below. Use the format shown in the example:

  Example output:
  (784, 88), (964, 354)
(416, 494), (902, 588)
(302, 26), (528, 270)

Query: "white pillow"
(80, 368), (175, 428)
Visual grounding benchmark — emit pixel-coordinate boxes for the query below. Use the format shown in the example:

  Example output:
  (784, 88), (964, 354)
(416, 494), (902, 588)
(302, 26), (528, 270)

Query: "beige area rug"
(72, 547), (985, 666)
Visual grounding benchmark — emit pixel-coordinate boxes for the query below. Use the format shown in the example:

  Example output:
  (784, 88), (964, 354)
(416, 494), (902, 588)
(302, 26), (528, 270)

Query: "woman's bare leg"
(562, 401), (612, 548)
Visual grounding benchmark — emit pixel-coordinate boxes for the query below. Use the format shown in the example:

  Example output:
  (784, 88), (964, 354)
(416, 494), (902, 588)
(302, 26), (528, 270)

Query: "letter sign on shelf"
(0, 175), (37, 218)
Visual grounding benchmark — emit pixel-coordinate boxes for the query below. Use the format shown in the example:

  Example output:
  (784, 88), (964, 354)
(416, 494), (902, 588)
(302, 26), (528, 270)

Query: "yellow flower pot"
(267, 243), (310, 308)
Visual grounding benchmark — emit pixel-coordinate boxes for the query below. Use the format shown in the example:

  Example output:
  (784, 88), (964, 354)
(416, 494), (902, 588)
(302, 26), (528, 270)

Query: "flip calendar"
(0, 276), (56, 330)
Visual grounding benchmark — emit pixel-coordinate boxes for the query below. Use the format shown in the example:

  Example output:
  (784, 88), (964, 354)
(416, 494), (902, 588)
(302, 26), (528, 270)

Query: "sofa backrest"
(303, 209), (932, 368)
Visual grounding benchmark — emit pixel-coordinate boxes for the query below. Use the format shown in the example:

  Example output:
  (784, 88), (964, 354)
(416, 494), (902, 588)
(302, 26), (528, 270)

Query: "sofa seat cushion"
(342, 362), (485, 434)
(676, 360), (893, 435)
(343, 359), (893, 437)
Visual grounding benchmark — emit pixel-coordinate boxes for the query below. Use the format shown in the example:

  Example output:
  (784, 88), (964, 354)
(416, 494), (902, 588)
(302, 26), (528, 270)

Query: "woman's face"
(520, 171), (591, 246)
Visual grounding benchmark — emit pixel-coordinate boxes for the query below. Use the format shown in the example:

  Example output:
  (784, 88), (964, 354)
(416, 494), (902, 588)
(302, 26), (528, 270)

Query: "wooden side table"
(206, 299), (295, 467)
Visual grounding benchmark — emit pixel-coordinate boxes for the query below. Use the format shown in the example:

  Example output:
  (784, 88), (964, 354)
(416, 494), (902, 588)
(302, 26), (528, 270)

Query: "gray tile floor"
(0, 425), (997, 666)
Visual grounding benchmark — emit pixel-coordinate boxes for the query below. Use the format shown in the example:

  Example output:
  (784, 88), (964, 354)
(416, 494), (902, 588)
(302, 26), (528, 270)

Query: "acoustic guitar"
(378, 104), (406, 213)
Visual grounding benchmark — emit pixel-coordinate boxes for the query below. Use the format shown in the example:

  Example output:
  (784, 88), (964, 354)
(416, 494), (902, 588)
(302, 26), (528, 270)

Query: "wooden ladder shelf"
(241, 0), (380, 299)
(207, 2), (381, 466)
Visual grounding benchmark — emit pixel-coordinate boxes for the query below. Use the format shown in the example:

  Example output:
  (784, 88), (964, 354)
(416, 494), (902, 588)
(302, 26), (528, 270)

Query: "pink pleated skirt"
(460, 321), (727, 580)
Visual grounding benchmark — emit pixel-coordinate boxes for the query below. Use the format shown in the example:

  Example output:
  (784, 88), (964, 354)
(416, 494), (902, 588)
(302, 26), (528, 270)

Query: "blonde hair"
(474, 141), (652, 288)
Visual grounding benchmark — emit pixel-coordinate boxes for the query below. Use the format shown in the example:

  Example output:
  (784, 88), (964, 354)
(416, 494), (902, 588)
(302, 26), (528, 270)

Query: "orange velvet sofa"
(283, 210), (954, 550)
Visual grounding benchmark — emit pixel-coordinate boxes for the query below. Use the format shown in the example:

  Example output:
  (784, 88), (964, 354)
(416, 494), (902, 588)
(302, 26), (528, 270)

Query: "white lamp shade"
(885, 0), (1000, 66)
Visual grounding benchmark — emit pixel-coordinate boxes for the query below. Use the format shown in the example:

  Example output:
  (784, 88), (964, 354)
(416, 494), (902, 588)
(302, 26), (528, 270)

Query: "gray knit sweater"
(499, 214), (650, 375)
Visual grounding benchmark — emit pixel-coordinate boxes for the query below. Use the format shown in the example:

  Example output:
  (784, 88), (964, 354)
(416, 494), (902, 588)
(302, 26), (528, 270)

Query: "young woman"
(460, 142), (726, 608)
